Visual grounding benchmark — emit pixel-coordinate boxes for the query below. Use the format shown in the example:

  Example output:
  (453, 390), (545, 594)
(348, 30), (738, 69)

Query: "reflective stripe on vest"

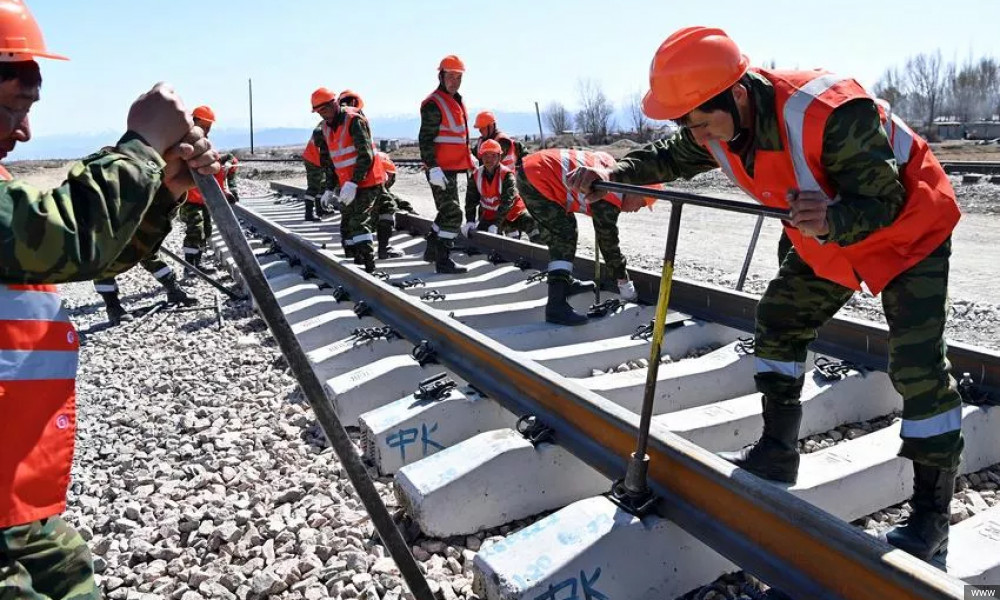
(496, 134), (518, 170)
(560, 149), (591, 214)
(324, 111), (385, 187)
(429, 91), (468, 145)
(474, 167), (502, 211)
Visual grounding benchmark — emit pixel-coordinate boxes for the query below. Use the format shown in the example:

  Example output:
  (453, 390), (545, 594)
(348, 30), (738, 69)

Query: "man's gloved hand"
(428, 167), (447, 189)
(340, 181), (358, 206)
(470, 155), (480, 170)
(461, 221), (478, 238)
(617, 279), (638, 302)
(488, 224), (499, 235)
(320, 189), (337, 209)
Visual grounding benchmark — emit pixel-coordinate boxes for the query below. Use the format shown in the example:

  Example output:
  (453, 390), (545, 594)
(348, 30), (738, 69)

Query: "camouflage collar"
(744, 70), (782, 152)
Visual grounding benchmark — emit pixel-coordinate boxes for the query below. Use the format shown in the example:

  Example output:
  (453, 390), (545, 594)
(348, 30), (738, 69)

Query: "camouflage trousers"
(518, 172), (626, 281)
(426, 171), (463, 237)
(93, 252), (173, 293)
(755, 238), (963, 469)
(340, 185), (379, 250)
(0, 517), (98, 600)
(179, 203), (212, 257)
(385, 189), (415, 214)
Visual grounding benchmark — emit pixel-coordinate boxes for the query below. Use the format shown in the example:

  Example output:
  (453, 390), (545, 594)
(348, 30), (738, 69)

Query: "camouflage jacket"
(464, 167), (517, 222)
(305, 123), (337, 196)
(611, 70), (906, 245)
(222, 151), (239, 202)
(418, 85), (469, 170)
(0, 132), (181, 284)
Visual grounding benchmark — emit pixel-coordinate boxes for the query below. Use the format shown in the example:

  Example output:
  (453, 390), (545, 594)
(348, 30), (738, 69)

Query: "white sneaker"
(618, 279), (637, 302)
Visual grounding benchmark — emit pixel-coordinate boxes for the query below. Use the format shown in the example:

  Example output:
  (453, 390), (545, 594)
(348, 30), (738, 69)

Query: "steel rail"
(194, 173), (435, 600)
(236, 197), (967, 600)
(939, 160), (1000, 175)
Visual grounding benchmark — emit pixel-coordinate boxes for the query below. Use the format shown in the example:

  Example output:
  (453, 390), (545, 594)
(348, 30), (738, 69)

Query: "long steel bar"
(158, 246), (244, 300)
(736, 215), (765, 291)
(194, 174), (434, 600)
(236, 200), (965, 600)
(593, 179), (791, 219)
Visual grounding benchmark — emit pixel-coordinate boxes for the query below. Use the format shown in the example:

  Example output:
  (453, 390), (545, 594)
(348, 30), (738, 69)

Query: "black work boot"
(422, 231), (439, 263)
(356, 244), (377, 273)
(718, 398), (802, 484)
(545, 277), (588, 326)
(304, 198), (319, 222)
(377, 220), (403, 259)
(183, 252), (200, 279)
(434, 238), (467, 274)
(566, 277), (596, 297)
(198, 250), (217, 274)
(881, 463), (956, 561)
(342, 242), (356, 260)
(161, 273), (198, 306)
(99, 292), (132, 326)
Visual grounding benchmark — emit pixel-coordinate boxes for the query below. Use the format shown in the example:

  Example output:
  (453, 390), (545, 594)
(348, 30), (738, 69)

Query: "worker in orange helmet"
(0, 2), (220, 597)
(302, 87), (339, 222)
(179, 104), (239, 276)
(473, 110), (528, 170)
(568, 26), (963, 563)
(418, 54), (476, 273)
(463, 139), (538, 241)
(339, 88), (364, 113)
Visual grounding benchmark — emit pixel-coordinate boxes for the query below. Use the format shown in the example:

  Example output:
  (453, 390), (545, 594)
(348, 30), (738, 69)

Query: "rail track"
(939, 161), (1000, 176)
(210, 181), (1000, 599)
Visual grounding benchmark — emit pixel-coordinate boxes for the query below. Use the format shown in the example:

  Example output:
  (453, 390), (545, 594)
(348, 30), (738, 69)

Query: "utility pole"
(534, 101), (545, 144)
(248, 78), (255, 155)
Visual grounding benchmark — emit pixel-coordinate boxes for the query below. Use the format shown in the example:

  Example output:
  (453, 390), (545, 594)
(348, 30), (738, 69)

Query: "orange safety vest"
(323, 107), (386, 189)
(521, 148), (623, 216)
(472, 165), (527, 222)
(377, 151), (396, 175)
(0, 170), (81, 528)
(422, 89), (474, 171)
(704, 68), (960, 294)
(302, 138), (322, 167)
(187, 158), (238, 205)
(475, 133), (519, 170)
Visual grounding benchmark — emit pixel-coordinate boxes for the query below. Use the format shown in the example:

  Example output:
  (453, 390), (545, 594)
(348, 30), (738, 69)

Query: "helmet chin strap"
(722, 88), (743, 143)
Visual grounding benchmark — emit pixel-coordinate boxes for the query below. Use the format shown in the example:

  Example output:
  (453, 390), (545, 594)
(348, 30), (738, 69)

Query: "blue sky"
(17, 0), (1000, 153)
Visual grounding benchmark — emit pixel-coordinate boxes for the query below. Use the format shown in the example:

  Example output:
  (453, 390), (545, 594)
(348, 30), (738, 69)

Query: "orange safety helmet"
(642, 26), (749, 120)
(477, 139), (502, 157)
(473, 111), (495, 129)
(438, 54), (465, 73)
(192, 105), (216, 123)
(0, 0), (66, 61)
(311, 87), (338, 111)
(338, 89), (364, 110)
(379, 151), (396, 174)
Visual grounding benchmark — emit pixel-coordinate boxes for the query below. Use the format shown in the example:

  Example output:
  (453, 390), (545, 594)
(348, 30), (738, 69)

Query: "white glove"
(428, 167), (446, 189)
(618, 279), (638, 302)
(339, 182), (358, 206)
(488, 225), (499, 235)
(320, 189), (337, 208)
(461, 221), (478, 238)
(470, 156), (480, 169)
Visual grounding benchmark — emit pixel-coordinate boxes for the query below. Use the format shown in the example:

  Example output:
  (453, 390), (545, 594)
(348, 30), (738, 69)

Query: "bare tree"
(947, 56), (983, 122)
(626, 92), (651, 140)
(544, 102), (571, 135)
(905, 50), (946, 131)
(873, 66), (911, 118)
(973, 57), (1000, 120)
(575, 79), (616, 142)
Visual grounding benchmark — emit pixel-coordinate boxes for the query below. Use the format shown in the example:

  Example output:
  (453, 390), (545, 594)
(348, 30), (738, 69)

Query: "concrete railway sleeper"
(209, 182), (1000, 599)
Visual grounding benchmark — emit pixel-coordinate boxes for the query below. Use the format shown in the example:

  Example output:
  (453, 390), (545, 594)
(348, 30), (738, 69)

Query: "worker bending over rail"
(568, 26), (963, 563)
(0, 2), (221, 596)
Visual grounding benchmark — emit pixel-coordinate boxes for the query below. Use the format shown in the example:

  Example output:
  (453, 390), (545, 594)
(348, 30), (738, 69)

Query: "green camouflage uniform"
(465, 167), (538, 239)
(518, 167), (626, 282)
(0, 133), (178, 599)
(331, 109), (379, 258)
(611, 71), (963, 468)
(419, 85), (469, 238)
(180, 151), (237, 260)
(304, 124), (336, 217)
(92, 251), (174, 294)
(384, 172), (415, 214)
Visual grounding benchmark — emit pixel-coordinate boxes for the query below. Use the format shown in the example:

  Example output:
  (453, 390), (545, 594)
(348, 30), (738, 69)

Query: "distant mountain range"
(8, 109), (659, 161)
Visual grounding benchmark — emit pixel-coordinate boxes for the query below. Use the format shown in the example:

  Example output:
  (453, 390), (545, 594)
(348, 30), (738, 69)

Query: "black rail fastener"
(300, 265), (316, 279)
(735, 337), (756, 356)
(814, 357), (867, 381)
(332, 285), (350, 302)
(515, 414), (555, 446)
(287, 255), (301, 267)
(411, 340), (437, 366)
(607, 477), (658, 517)
(526, 270), (548, 284)
(960, 372), (999, 406)
(263, 240), (282, 256)
(487, 250), (507, 265)
(353, 301), (372, 319)
(514, 257), (532, 270)
(631, 320), (656, 341)
(352, 326), (400, 343)
(317, 282), (332, 291)
(373, 271), (390, 281)
(414, 373), (458, 401)
(420, 290), (446, 301)
(588, 298), (625, 318)
(392, 277), (426, 290)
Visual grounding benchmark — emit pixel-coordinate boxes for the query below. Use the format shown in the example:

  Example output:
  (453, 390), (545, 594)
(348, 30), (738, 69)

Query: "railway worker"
(0, 2), (221, 596)
(180, 105), (239, 276)
(321, 90), (387, 273)
(520, 148), (648, 325)
(378, 151), (416, 215)
(93, 251), (197, 325)
(567, 26), (963, 562)
(463, 139), (538, 241)
(473, 110), (528, 170)
(419, 54), (475, 274)
(302, 135), (337, 222)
